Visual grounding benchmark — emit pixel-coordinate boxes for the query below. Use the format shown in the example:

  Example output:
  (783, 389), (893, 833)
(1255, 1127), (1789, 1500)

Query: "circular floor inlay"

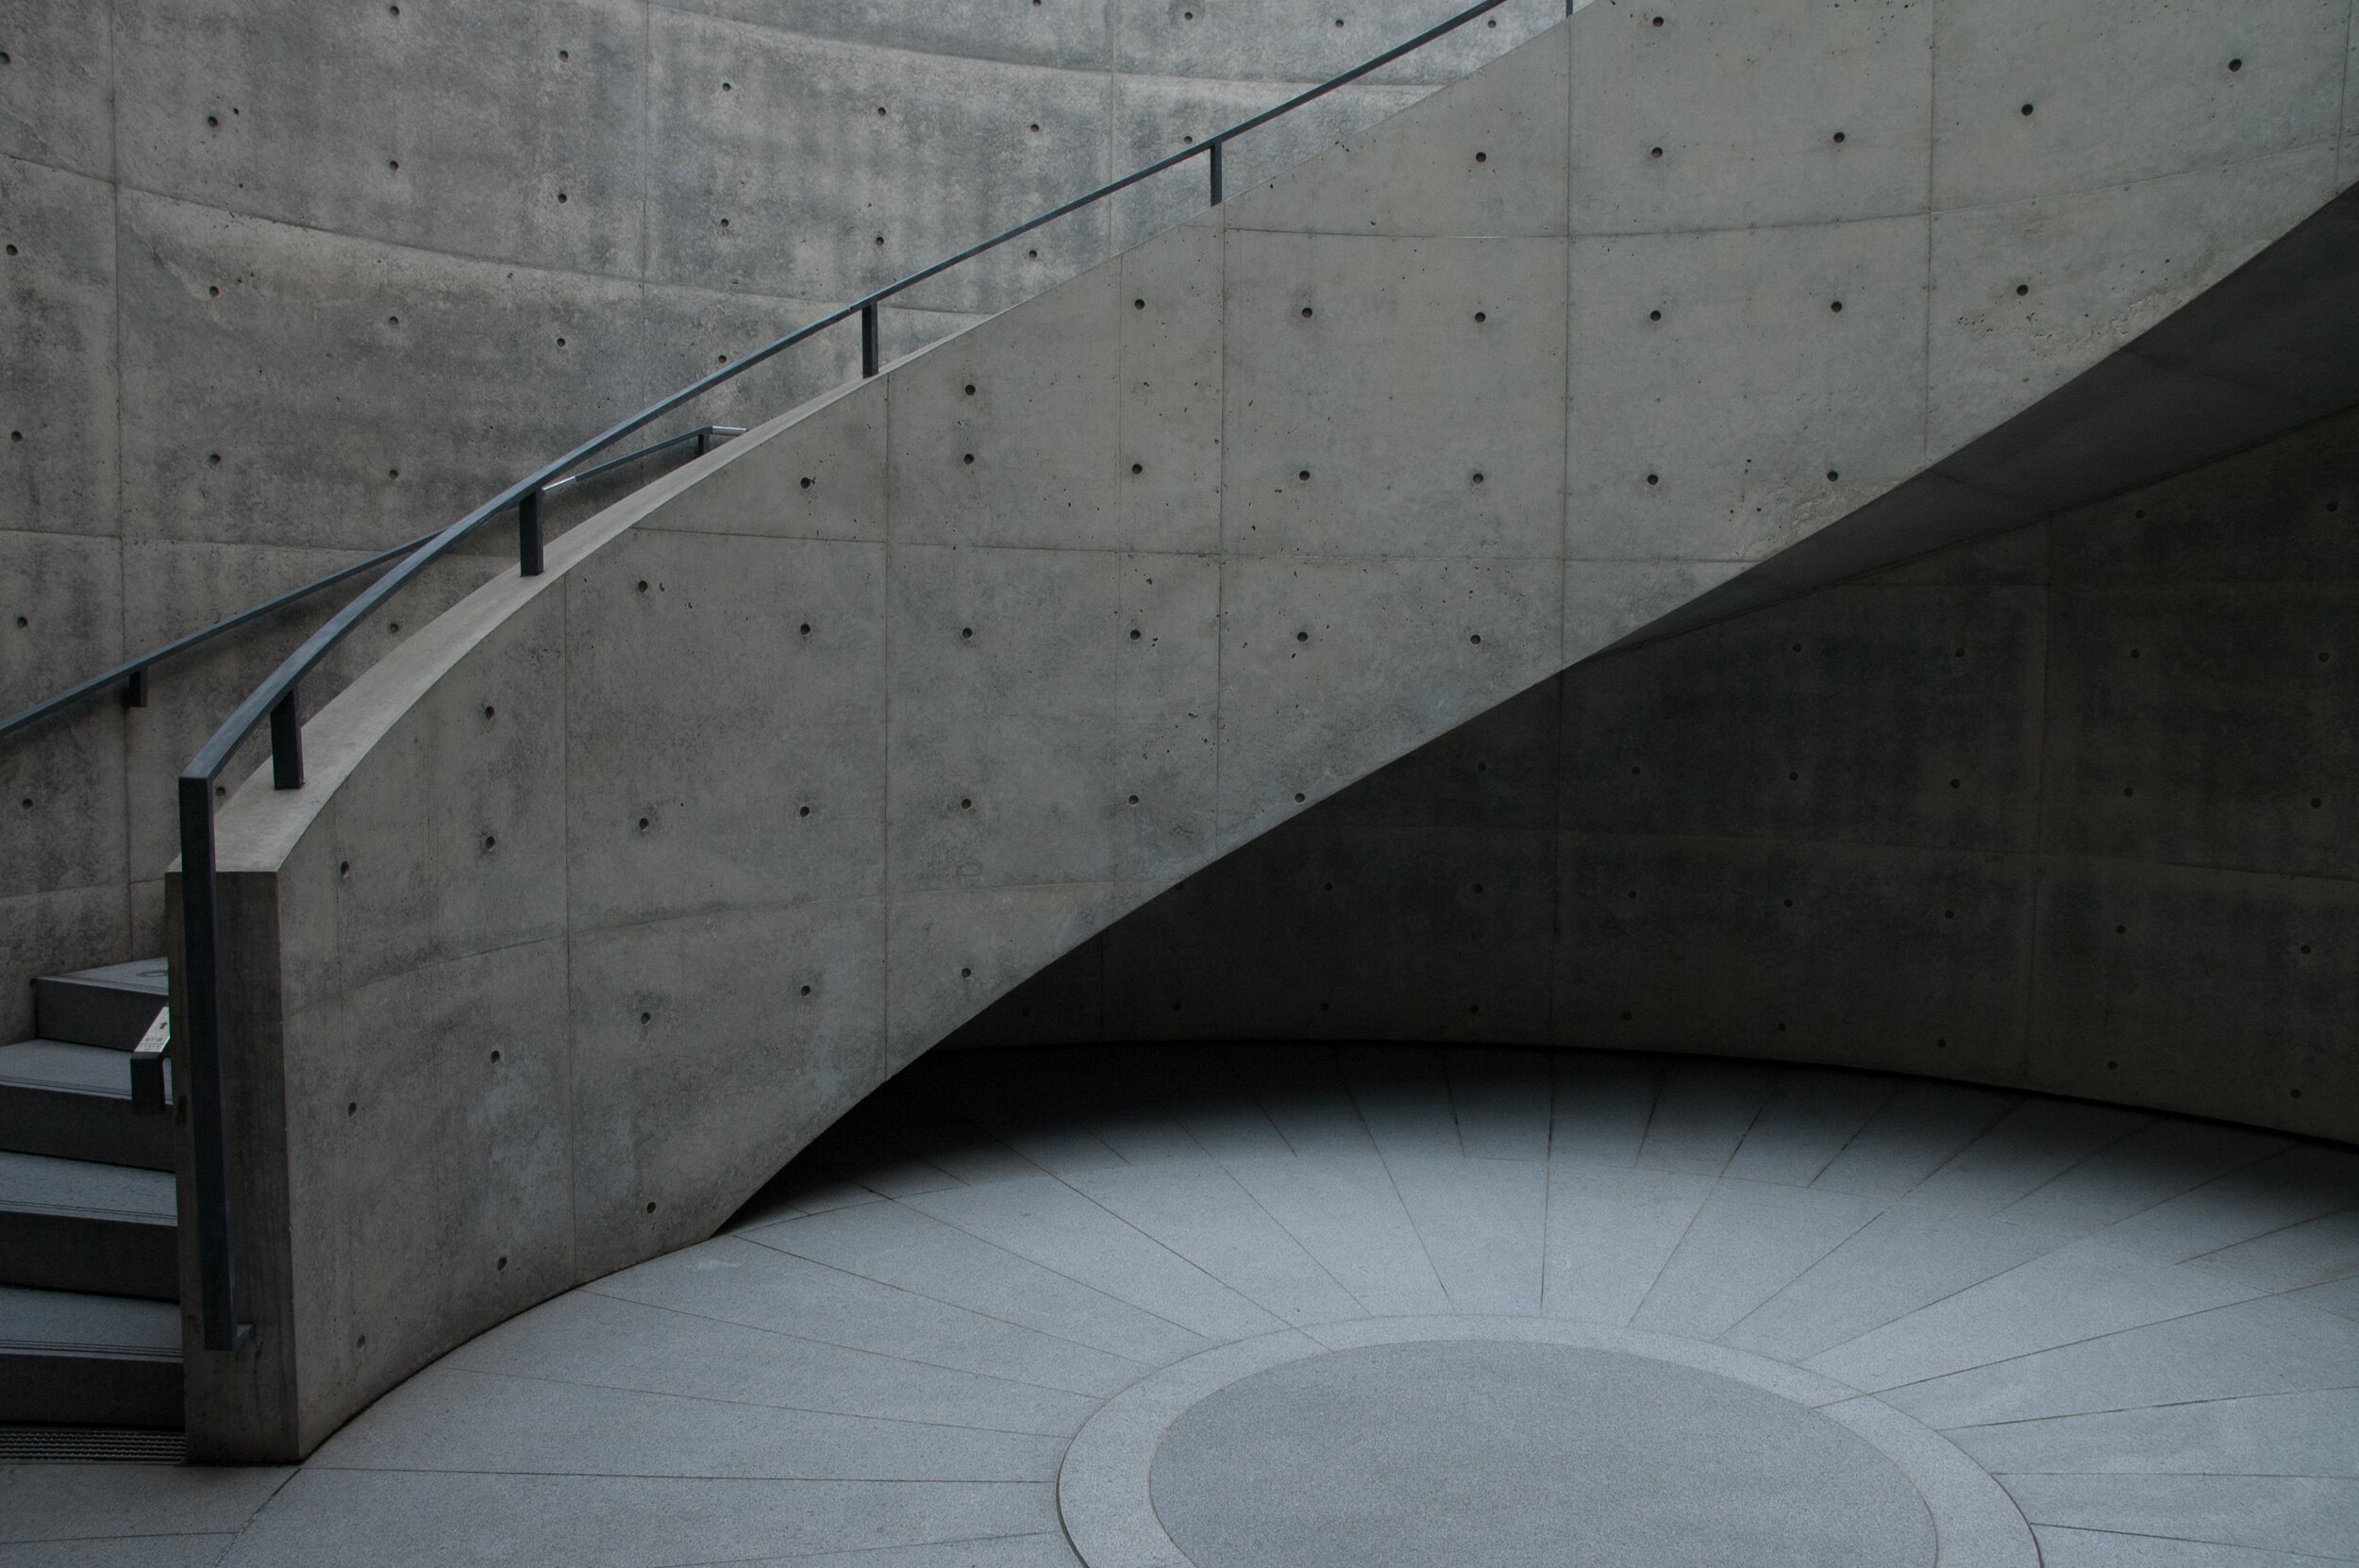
(1148, 1341), (1932, 1568)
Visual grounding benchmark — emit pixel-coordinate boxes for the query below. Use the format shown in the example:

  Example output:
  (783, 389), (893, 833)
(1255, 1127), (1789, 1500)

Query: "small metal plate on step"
(0, 1426), (184, 1463)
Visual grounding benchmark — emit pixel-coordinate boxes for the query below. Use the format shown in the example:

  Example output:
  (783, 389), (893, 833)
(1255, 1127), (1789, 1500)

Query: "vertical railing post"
(176, 776), (250, 1353)
(269, 686), (303, 791)
(121, 667), (147, 709)
(518, 487), (544, 577)
(693, 426), (710, 458)
(861, 303), (880, 378)
(1209, 139), (1224, 206)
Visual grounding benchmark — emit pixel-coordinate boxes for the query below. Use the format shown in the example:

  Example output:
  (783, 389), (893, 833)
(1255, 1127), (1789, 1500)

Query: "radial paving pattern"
(9, 1044), (2359, 1565)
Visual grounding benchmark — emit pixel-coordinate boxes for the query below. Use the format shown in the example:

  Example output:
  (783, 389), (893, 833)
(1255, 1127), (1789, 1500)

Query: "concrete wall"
(0, 0), (1565, 1044)
(170, 1), (2356, 1460)
(956, 407), (2359, 1145)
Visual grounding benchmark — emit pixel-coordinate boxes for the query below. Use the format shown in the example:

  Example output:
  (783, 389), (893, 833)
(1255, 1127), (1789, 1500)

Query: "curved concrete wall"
(171, 1), (2356, 1459)
(959, 405), (2359, 1144)
(0, 0), (1563, 1042)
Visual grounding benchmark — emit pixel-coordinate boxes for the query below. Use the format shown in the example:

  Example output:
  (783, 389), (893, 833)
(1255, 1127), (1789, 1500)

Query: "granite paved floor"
(5, 1045), (2356, 1565)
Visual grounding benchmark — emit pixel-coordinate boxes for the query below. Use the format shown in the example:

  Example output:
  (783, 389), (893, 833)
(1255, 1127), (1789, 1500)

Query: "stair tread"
(0, 1041), (134, 1100)
(40, 959), (168, 998)
(0, 1152), (176, 1225)
(0, 1286), (178, 1361)
(34, 959), (168, 1050)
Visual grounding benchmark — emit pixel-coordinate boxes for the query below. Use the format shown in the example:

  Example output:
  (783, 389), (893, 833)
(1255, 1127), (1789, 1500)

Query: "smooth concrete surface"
(167, 3), (2359, 1459)
(0, 0), (1564, 1043)
(1148, 1340), (1934, 1567)
(960, 401), (2359, 1145)
(16, 1044), (2358, 1564)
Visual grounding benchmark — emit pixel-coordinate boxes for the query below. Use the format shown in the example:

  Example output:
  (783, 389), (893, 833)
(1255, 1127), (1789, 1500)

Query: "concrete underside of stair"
(953, 403), (2359, 1143)
(171, 3), (2359, 1460)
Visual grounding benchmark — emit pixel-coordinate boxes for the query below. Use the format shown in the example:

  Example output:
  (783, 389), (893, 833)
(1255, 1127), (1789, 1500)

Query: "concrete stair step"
(0, 1152), (176, 1300)
(34, 959), (167, 1051)
(0, 1042), (175, 1171)
(0, 1285), (181, 1430)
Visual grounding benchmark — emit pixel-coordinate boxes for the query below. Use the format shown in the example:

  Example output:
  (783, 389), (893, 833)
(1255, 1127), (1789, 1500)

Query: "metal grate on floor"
(0, 1426), (185, 1463)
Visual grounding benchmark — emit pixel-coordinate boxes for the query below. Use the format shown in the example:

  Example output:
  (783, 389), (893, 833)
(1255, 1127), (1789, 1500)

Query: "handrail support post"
(269, 687), (303, 790)
(1209, 139), (1224, 206)
(861, 303), (880, 378)
(518, 488), (544, 577)
(121, 668), (147, 709)
(176, 777), (252, 1354)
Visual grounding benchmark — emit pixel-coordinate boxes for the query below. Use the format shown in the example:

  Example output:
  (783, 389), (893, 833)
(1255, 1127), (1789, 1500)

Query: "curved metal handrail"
(175, 0), (1532, 1352)
(0, 427), (742, 748)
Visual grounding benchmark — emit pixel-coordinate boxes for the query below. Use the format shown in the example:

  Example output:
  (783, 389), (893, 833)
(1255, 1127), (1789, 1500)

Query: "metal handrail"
(174, 0), (1536, 1353)
(0, 426), (743, 747)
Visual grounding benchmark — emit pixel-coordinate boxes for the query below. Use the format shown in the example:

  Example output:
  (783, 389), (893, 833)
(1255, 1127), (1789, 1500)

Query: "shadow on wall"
(950, 406), (2359, 1146)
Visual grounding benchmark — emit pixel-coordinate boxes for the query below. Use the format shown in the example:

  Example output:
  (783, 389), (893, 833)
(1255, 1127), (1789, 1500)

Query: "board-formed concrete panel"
(175, 1), (2359, 1460)
(1566, 215), (1929, 563)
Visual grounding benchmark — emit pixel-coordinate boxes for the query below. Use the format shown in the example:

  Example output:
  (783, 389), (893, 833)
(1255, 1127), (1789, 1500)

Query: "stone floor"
(6, 1044), (2357, 1566)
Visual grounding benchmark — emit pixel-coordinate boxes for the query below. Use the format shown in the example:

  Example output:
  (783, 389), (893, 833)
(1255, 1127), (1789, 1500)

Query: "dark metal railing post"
(518, 488), (544, 577)
(861, 302), (880, 377)
(176, 776), (250, 1353)
(121, 668), (146, 709)
(1209, 139), (1224, 206)
(269, 687), (303, 790)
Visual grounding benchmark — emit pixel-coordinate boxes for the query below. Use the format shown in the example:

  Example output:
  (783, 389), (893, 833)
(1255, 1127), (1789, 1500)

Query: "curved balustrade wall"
(167, 3), (2359, 1461)
(0, 0), (1564, 1043)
